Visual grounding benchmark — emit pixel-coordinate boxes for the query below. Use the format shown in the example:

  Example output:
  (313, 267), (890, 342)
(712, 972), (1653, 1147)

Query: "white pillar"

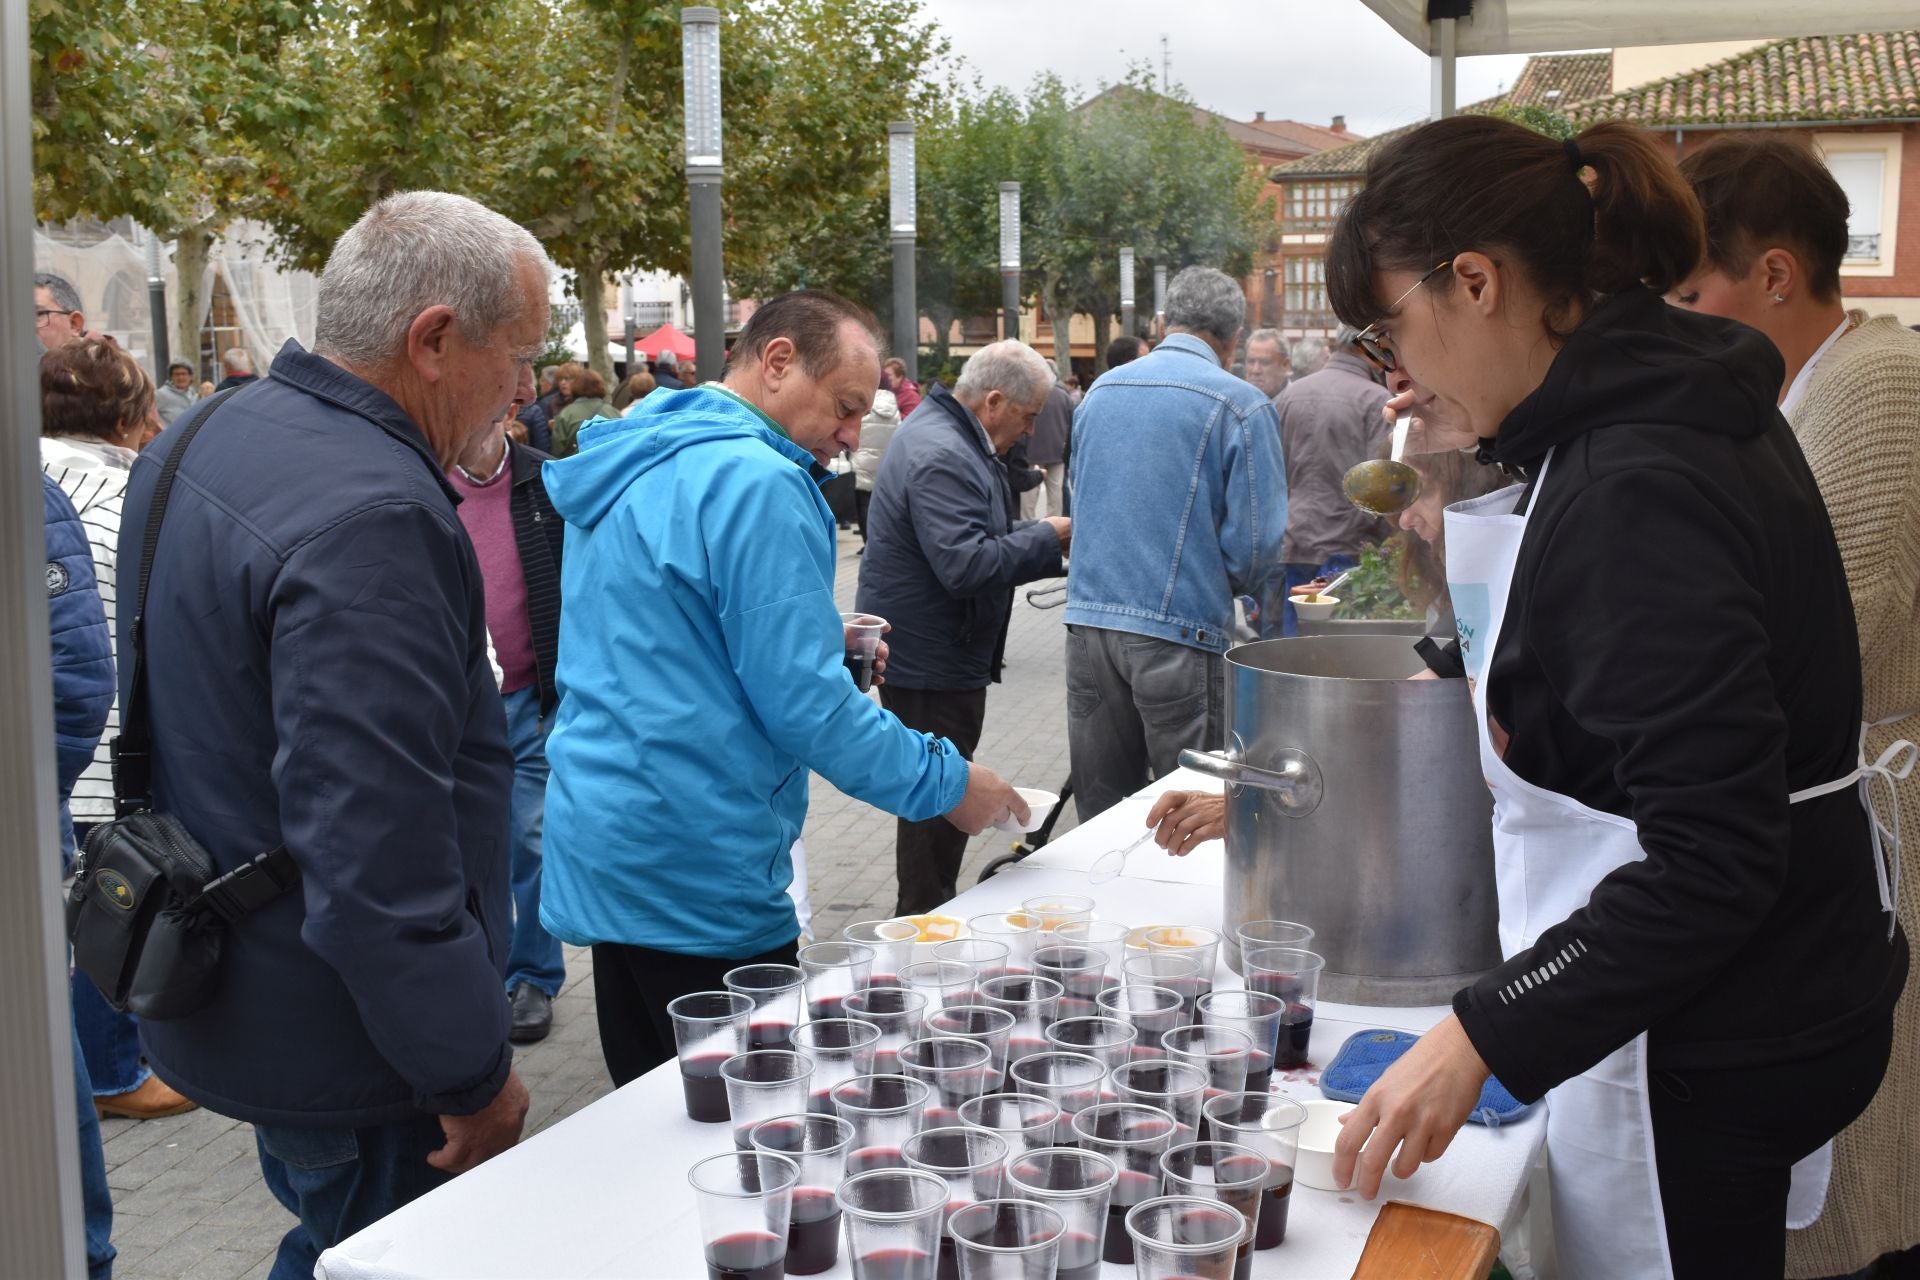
(1430, 16), (1458, 119)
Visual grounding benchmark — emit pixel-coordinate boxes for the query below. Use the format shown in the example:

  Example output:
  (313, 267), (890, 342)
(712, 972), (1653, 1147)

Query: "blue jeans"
(70, 822), (150, 1098)
(1281, 554), (1359, 637)
(71, 994), (116, 1279)
(255, 1114), (451, 1280)
(502, 687), (563, 997)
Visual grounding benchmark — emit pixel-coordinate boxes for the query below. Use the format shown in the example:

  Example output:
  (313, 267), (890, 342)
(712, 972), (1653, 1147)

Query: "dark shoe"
(508, 984), (553, 1044)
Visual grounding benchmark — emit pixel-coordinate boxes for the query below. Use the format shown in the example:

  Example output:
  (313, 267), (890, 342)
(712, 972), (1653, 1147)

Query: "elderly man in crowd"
(1020, 375), (1074, 520)
(33, 270), (103, 350)
(119, 191), (540, 1277)
(1241, 327), (1290, 400)
(1290, 334), (1330, 381)
(215, 345), (258, 390)
(1064, 266), (1289, 817)
(1273, 325), (1390, 634)
(858, 340), (1070, 913)
(539, 290), (1026, 1086)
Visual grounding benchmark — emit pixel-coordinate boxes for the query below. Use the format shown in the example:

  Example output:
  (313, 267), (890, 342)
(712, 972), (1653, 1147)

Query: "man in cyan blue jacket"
(542, 290), (1027, 1085)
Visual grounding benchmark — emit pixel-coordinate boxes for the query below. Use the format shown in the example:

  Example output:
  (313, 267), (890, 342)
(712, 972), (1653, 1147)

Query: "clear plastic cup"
(1055, 921), (1129, 989)
(978, 975), (1063, 1079)
(846, 986), (932, 1075)
(668, 990), (754, 1123)
(1110, 1059), (1210, 1152)
(749, 1113), (855, 1276)
(1240, 947), (1325, 1071)
(1197, 990), (1284, 1095)
(924, 1004), (1016, 1083)
(1005, 1051), (1107, 1148)
(1202, 1093), (1306, 1250)
(832, 1073), (933, 1175)
(1124, 1195), (1248, 1280)
(723, 963), (807, 1053)
(841, 612), (888, 694)
(1097, 984), (1188, 1063)
(688, 1149), (800, 1280)
(799, 941), (874, 1022)
(1003, 1146), (1118, 1280)
(791, 1018), (882, 1115)
(1044, 1016), (1138, 1080)
(902, 959), (978, 1015)
(899, 1036), (998, 1128)
(843, 918), (921, 989)
(1032, 944), (1107, 1022)
(1019, 894), (1095, 934)
(967, 911), (1042, 976)
(901, 1126), (1009, 1280)
(837, 1167), (946, 1280)
(946, 1199), (1066, 1280)
(1160, 1025), (1253, 1160)
(1158, 1142), (1269, 1280)
(933, 937), (1014, 990)
(1069, 1101), (1180, 1267)
(1235, 919), (1314, 971)
(721, 1051), (815, 1150)
(1122, 952), (1205, 1026)
(957, 1092), (1062, 1156)
(1142, 925), (1221, 1007)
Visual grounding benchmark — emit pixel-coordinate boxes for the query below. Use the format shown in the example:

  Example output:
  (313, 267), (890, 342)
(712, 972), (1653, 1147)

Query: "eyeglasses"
(1349, 259), (1452, 374)
(35, 308), (74, 323)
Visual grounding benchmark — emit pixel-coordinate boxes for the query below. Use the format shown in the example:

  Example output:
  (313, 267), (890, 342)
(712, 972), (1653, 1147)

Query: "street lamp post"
(1119, 245), (1136, 338)
(1152, 263), (1167, 338)
(144, 230), (170, 380)
(887, 122), (917, 381)
(997, 182), (1020, 342)
(681, 7), (725, 383)
(620, 274), (636, 375)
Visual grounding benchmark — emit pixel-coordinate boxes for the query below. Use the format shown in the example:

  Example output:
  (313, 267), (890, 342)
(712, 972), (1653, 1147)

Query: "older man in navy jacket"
(118, 191), (547, 1279)
(857, 340), (1070, 913)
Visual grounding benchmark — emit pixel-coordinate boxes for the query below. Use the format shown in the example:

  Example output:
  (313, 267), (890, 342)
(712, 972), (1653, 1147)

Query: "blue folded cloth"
(1319, 1028), (1538, 1127)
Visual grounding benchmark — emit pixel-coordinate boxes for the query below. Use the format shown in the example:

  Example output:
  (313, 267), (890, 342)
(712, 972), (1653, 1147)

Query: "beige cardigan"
(1786, 312), (1920, 1277)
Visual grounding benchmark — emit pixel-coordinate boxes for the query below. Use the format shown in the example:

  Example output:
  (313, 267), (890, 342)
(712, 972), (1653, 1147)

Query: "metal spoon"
(1293, 567), (1355, 605)
(1342, 412), (1423, 517)
(1088, 828), (1160, 885)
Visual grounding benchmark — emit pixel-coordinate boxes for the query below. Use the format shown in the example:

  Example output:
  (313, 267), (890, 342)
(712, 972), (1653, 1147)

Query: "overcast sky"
(917, 0), (1530, 138)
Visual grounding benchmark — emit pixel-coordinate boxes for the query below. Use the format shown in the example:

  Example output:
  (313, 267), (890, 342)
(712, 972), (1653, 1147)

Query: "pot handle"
(1178, 747), (1323, 818)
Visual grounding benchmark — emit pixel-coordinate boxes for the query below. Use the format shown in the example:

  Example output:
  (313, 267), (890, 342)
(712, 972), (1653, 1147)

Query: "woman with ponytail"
(1322, 117), (1908, 1280)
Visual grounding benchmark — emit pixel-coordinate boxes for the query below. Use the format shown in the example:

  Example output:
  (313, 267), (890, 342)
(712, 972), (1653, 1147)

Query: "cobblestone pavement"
(103, 524), (1080, 1278)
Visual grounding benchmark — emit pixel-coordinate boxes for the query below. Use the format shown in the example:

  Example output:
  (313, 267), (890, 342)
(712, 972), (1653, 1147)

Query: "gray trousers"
(1064, 624), (1225, 819)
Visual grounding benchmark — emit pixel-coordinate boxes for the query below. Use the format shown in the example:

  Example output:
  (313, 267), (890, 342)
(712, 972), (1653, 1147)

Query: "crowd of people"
(27, 115), (1920, 1280)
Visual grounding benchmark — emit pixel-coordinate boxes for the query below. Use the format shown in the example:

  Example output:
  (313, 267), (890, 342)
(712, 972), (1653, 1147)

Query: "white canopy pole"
(1431, 14), (1459, 119)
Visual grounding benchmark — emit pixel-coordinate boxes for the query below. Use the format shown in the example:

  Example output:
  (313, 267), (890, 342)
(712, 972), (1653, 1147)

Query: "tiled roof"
(1243, 117), (1363, 152)
(1270, 93), (1505, 178)
(1567, 30), (1920, 126)
(1508, 51), (1612, 110)
(1077, 85), (1360, 162)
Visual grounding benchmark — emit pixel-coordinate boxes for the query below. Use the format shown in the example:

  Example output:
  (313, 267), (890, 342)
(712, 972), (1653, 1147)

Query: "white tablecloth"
(317, 769), (1545, 1280)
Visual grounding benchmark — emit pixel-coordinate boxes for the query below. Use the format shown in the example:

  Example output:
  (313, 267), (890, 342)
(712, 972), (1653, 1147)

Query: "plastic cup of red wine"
(669, 991), (756, 1123)
(1239, 947), (1324, 1071)
(1201, 1093), (1305, 1250)
(791, 1018), (882, 1115)
(1055, 921), (1129, 989)
(748, 1113), (854, 1276)
(831, 1072), (933, 1175)
(1196, 990), (1284, 1096)
(1158, 1142), (1268, 1280)
(1068, 1101), (1180, 1267)
(842, 920), (920, 991)
(901, 1126), (1009, 1280)
(925, 1005), (1016, 1083)
(799, 941), (875, 1023)
(1005, 1051), (1107, 1148)
(977, 975), (1063, 1086)
(1123, 1194), (1248, 1280)
(688, 1148), (800, 1280)
(1159, 1025), (1253, 1161)
(1097, 984), (1188, 1063)
(967, 912), (1042, 975)
(722, 963), (806, 1054)
(902, 960), (978, 1017)
(932, 937), (1013, 994)
(1018, 894), (1095, 935)
(1031, 945), (1107, 1023)
(1110, 1058), (1210, 1155)
(1143, 925), (1221, 1010)
(840, 612), (887, 693)
(1044, 1016), (1138, 1081)
(846, 986), (932, 1076)
(837, 1166), (948, 1280)
(899, 1037), (999, 1129)
(721, 1051), (815, 1150)
(1002, 1146), (1118, 1280)
(957, 1092), (1062, 1156)
(1122, 952), (1205, 1028)
(946, 1198), (1066, 1280)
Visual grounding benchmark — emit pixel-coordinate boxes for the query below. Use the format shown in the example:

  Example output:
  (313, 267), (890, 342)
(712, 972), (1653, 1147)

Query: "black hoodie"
(1450, 287), (1907, 1102)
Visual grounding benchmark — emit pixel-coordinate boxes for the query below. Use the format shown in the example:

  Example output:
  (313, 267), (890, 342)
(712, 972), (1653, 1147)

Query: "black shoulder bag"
(65, 390), (301, 1020)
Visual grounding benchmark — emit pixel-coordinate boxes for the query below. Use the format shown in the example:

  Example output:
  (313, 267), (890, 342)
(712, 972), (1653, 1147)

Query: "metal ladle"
(1342, 412), (1423, 517)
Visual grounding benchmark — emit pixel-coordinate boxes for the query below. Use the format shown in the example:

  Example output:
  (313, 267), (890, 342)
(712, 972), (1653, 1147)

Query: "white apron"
(1444, 449), (1907, 1278)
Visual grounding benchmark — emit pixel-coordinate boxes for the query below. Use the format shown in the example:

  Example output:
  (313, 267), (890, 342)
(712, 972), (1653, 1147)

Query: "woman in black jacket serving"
(1322, 117), (1909, 1280)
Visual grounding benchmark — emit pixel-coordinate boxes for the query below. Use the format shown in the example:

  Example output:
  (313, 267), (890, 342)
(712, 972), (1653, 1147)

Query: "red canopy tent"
(634, 322), (698, 360)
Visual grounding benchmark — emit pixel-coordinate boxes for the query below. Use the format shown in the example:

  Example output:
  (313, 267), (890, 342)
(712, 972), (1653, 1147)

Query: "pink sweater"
(448, 453), (536, 694)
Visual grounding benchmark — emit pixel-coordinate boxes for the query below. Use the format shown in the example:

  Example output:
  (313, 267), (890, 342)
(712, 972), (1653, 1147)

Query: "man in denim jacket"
(1063, 266), (1288, 817)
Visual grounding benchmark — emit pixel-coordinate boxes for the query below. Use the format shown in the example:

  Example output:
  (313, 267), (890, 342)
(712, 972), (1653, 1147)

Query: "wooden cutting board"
(1351, 1200), (1502, 1280)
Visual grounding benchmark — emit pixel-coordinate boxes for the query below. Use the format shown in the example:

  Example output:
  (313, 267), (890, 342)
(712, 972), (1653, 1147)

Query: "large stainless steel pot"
(1178, 634), (1499, 1005)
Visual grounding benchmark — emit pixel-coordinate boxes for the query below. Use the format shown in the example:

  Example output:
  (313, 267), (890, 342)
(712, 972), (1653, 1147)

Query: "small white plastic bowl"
(1291, 595), (1340, 622)
(994, 787), (1059, 834)
(1294, 1097), (1357, 1190)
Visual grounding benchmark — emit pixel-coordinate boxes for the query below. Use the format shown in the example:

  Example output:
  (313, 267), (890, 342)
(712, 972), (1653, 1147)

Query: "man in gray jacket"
(857, 340), (1070, 912)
